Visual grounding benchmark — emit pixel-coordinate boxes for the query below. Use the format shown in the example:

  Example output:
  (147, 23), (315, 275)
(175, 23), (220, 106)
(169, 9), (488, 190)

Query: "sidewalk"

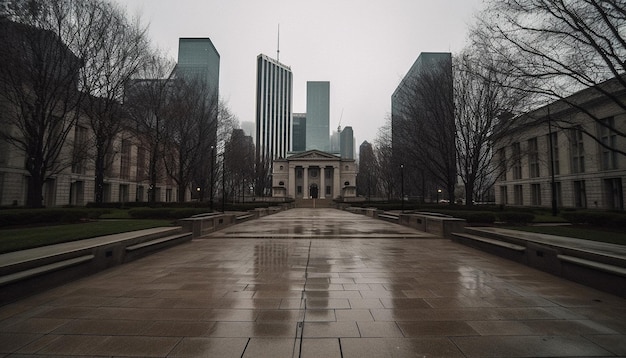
(0, 208), (624, 357)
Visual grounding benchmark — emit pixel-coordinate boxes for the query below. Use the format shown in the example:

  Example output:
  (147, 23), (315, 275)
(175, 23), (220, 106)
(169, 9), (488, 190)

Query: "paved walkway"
(1, 208), (625, 357)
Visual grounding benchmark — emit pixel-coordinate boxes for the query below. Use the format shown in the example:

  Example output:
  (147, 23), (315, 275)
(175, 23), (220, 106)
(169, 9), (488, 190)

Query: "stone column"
(303, 166), (309, 199)
(320, 166), (326, 199)
(333, 165), (341, 199)
(289, 165), (296, 198)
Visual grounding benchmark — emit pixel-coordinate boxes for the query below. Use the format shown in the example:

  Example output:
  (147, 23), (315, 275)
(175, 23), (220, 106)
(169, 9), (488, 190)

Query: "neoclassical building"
(272, 150), (357, 200)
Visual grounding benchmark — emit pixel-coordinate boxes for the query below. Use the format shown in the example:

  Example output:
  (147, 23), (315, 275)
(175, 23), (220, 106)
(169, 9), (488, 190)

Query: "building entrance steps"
(0, 208), (625, 357)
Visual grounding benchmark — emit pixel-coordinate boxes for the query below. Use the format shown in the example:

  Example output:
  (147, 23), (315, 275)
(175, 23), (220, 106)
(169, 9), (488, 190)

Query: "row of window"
(500, 178), (623, 210)
(499, 118), (618, 181)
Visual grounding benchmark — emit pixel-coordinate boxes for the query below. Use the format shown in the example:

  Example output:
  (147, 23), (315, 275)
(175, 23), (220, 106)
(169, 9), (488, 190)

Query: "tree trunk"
(26, 174), (44, 208)
(94, 152), (105, 204)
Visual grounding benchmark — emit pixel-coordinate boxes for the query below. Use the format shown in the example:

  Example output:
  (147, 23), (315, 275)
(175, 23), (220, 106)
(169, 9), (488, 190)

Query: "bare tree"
(77, 0), (149, 204)
(374, 117), (396, 200)
(0, 1), (86, 207)
(356, 140), (379, 199)
(392, 57), (457, 204)
(475, 0), (626, 155)
(164, 77), (218, 202)
(125, 52), (176, 203)
(224, 128), (255, 203)
(454, 50), (530, 205)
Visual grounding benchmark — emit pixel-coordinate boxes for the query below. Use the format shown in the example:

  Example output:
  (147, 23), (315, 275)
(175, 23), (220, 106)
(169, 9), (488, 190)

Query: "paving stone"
(0, 208), (624, 357)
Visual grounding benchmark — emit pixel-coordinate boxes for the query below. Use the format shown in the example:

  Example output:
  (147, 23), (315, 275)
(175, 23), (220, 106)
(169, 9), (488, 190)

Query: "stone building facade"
(0, 122), (181, 207)
(494, 77), (625, 210)
(272, 150), (357, 200)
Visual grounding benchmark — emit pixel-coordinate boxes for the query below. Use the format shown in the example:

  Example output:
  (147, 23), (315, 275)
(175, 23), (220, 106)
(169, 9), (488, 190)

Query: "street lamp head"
(197, 187), (201, 192)
(437, 189), (442, 193)
(400, 164), (404, 169)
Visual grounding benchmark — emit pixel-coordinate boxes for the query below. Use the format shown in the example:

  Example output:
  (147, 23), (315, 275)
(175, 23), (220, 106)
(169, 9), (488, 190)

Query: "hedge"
(128, 208), (213, 220)
(561, 211), (626, 228)
(0, 208), (108, 228)
(496, 212), (535, 224)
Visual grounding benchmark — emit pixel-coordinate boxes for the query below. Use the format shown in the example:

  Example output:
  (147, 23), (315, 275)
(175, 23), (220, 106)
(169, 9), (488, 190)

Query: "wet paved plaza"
(1, 208), (625, 357)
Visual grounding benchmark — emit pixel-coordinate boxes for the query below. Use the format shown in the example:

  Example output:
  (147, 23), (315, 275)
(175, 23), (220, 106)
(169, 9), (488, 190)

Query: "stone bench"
(377, 213), (399, 221)
(557, 254), (626, 277)
(452, 232), (526, 252)
(0, 254), (94, 286)
(125, 233), (192, 252)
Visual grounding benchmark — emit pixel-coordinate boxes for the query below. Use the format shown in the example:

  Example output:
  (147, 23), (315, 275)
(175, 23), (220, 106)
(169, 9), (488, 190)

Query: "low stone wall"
(399, 212), (466, 239)
(178, 205), (290, 239)
(345, 207), (466, 239)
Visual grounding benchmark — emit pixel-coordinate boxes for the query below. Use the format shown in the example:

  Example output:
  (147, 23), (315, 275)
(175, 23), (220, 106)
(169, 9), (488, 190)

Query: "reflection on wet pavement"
(0, 208), (624, 357)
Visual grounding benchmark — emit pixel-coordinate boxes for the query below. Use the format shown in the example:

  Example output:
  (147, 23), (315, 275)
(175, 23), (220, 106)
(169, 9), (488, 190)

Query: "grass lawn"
(0, 219), (175, 254)
(503, 225), (626, 246)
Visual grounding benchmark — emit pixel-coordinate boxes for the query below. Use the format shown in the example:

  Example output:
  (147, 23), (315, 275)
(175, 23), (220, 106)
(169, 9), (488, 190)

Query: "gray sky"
(116, 0), (483, 145)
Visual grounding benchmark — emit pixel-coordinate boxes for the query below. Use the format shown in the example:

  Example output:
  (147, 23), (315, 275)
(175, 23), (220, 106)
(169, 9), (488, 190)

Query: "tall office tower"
(391, 52), (454, 199)
(305, 81), (330, 151)
(177, 38), (220, 97)
(255, 54), (293, 194)
(292, 113), (306, 152)
(340, 126), (354, 159)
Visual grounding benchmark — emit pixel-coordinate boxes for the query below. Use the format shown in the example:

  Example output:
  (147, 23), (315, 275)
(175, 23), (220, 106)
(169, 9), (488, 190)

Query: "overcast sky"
(115, 0), (484, 146)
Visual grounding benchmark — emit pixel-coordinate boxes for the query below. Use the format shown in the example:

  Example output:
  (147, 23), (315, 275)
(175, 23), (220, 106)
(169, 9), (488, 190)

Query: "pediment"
(287, 150), (340, 160)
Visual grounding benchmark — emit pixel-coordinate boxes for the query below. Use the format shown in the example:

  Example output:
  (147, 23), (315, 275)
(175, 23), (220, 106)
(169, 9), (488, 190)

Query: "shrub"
(0, 208), (107, 227)
(561, 211), (626, 228)
(497, 212), (535, 224)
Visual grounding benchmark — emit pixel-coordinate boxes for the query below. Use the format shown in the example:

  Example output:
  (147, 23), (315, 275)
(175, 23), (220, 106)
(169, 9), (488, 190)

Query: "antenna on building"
(337, 108), (344, 132)
(277, 24), (280, 62)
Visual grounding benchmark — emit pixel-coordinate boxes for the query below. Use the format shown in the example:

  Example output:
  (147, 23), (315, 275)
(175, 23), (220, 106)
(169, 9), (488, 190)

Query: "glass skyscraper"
(292, 113), (306, 152)
(255, 54), (293, 164)
(177, 38), (220, 97)
(305, 81), (330, 151)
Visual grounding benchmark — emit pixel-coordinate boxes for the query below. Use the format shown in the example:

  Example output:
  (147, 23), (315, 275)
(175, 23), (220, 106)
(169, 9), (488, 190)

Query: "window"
(296, 169), (303, 178)
(120, 139), (131, 179)
(604, 178), (624, 210)
(310, 169), (317, 177)
(119, 184), (129, 202)
(528, 138), (540, 178)
(500, 186), (508, 205)
(136, 147), (146, 180)
(297, 186), (302, 194)
(326, 186), (331, 195)
(514, 184), (523, 205)
(571, 127), (585, 173)
(72, 125), (88, 174)
(574, 180), (586, 208)
(325, 168), (331, 179)
(599, 117), (618, 170)
(512, 142), (522, 179)
(547, 132), (560, 175)
(497, 147), (506, 181)
(531, 183), (541, 206)
(278, 181), (284, 186)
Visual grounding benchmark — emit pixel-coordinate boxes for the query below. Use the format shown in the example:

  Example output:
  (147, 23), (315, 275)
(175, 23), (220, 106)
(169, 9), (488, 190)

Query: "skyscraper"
(255, 54), (293, 194)
(340, 126), (354, 159)
(177, 38), (220, 97)
(292, 113), (306, 152)
(305, 81), (330, 151)
(391, 52), (454, 200)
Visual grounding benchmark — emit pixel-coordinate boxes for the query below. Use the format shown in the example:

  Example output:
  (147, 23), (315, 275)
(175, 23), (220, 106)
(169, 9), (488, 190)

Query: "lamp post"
(222, 152), (226, 213)
(196, 187), (201, 201)
(400, 164), (404, 213)
(210, 145), (215, 211)
(547, 108), (558, 216)
(437, 189), (442, 204)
